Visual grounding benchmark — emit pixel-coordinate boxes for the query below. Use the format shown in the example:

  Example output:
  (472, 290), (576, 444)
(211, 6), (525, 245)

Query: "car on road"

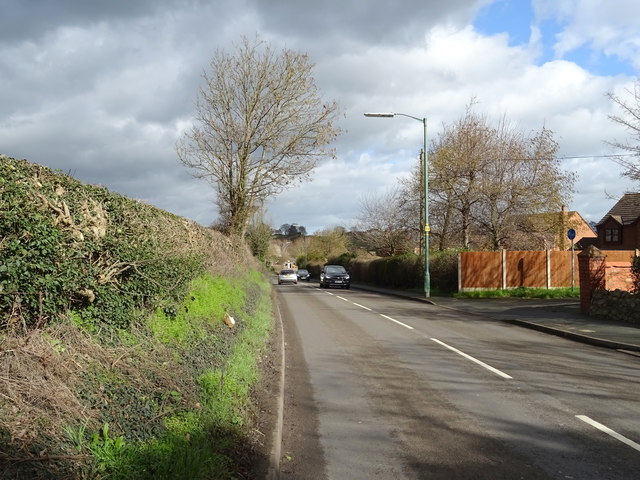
(278, 269), (298, 285)
(297, 269), (311, 281)
(320, 265), (350, 289)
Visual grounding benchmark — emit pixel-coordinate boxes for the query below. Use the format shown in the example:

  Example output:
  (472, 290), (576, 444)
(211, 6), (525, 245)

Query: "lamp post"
(364, 112), (430, 298)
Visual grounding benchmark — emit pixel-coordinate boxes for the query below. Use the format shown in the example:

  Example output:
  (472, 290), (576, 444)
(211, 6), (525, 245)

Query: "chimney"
(561, 205), (567, 215)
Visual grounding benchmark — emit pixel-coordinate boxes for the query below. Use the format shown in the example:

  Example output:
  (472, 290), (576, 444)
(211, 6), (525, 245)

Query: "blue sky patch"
(473, 0), (534, 46)
(562, 44), (635, 76)
(473, 0), (635, 76)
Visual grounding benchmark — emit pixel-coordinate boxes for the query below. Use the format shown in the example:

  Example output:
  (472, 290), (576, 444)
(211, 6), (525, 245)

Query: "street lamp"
(364, 112), (430, 298)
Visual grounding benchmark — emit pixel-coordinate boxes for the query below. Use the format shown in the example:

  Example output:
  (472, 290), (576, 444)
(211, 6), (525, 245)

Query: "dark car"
(297, 269), (311, 281)
(320, 265), (350, 289)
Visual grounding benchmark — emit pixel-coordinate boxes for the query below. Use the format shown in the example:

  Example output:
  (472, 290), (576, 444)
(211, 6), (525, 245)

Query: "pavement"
(351, 283), (640, 354)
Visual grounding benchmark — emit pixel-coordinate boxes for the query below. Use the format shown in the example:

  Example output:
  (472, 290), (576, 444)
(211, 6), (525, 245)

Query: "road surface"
(276, 282), (640, 480)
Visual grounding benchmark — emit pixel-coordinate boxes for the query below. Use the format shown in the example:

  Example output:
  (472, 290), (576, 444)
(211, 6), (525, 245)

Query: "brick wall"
(606, 262), (633, 291)
(577, 246), (605, 313)
(578, 246), (638, 316)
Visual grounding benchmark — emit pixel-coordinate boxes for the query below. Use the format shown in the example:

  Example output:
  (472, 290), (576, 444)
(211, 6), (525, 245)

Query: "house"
(557, 206), (597, 250)
(506, 206), (596, 250)
(595, 193), (640, 250)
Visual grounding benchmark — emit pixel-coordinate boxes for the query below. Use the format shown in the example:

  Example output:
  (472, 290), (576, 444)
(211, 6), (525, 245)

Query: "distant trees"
(369, 102), (575, 253)
(276, 223), (307, 237)
(430, 107), (574, 250)
(607, 78), (640, 181)
(353, 188), (417, 256)
(426, 105), (574, 250)
(177, 36), (341, 236)
(305, 227), (350, 262)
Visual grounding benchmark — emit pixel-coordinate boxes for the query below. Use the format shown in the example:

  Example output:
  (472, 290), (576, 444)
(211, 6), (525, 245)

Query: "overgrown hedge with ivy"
(0, 156), (272, 479)
(0, 156), (244, 330)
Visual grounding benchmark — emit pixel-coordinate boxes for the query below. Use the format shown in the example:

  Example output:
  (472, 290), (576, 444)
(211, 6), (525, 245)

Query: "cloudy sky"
(2, 0), (639, 234)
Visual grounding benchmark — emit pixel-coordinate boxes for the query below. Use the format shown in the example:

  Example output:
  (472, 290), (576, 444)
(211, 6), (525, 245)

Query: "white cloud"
(534, 0), (640, 69)
(1, 0), (639, 236)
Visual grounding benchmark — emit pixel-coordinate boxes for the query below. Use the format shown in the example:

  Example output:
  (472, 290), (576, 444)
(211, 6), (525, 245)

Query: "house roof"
(518, 209), (595, 234)
(596, 193), (640, 226)
(566, 210), (596, 235)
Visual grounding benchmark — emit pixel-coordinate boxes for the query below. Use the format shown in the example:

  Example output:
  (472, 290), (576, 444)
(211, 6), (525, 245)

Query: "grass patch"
(0, 271), (273, 479)
(455, 287), (580, 299)
(79, 271), (274, 479)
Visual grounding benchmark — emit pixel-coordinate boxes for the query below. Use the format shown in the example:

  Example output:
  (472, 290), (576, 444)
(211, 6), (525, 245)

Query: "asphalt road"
(276, 282), (640, 480)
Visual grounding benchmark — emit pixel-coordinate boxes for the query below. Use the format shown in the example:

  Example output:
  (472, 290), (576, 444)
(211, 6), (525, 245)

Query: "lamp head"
(363, 112), (395, 118)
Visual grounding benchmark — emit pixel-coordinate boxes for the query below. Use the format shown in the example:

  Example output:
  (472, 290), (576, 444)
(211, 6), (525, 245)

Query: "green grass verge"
(74, 270), (273, 479)
(455, 286), (580, 299)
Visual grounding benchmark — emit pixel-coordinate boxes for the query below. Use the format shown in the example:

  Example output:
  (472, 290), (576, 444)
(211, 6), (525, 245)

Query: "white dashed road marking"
(315, 287), (640, 455)
(430, 338), (513, 379)
(576, 415), (640, 452)
(379, 314), (414, 330)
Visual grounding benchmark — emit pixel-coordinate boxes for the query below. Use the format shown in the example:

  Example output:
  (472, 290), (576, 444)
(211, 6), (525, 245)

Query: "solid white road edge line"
(380, 314), (414, 330)
(576, 415), (640, 452)
(430, 338), (513, 379)
(267, 302), (286, 479)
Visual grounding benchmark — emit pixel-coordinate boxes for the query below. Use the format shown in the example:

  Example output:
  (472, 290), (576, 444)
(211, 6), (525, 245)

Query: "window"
(605, 228), (620, 243)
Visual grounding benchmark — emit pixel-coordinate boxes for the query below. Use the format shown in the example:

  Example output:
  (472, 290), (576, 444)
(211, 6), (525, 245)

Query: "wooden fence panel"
(505, 251), (546, 288)
(458, 249), (635, 291)
(550, 250), (579, 288)
(459, 251), (501, 290)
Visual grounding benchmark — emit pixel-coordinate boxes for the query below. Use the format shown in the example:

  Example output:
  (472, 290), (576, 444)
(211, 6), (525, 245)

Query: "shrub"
(351, 253), (423, 289)
(326, 252), (357, 268)
(429, 250), (460, 294)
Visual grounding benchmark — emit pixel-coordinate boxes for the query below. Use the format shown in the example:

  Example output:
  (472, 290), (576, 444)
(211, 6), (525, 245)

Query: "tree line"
(175, 35), (640, 258)
(354, 101), (577, 254)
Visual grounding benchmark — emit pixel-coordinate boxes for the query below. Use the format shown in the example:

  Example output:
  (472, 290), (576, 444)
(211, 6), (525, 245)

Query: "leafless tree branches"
(408, 101), (575, 251)
(177, 36), (341, 235)
(607, 79), (640, 181)
(353, 188), (418, 256)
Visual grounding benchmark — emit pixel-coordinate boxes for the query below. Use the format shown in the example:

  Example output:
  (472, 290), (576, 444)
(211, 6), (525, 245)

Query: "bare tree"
(428, 105), (493, 249)
(414, 102), (574, 250)
(473, 122), (573, 249)
(353, 188), (417, 256)
(177, 36), (341, 236)
(607, 79), (640, 181)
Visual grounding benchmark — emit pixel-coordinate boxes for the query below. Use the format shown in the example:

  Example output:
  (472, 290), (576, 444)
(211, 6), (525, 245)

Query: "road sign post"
(567, 229), (576, 290)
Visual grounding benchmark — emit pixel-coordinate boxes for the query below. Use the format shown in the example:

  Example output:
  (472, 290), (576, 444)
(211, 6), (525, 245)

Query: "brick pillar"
(578, 246), (606, 314)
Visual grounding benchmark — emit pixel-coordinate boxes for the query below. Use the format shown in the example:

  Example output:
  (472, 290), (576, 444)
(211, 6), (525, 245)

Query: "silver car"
(278, 269), (298, 285)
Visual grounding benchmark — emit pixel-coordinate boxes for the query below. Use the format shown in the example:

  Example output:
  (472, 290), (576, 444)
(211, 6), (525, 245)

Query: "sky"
(2, 0), (640, 234)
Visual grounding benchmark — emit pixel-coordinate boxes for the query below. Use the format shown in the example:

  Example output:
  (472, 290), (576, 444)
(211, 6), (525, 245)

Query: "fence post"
(546, 249), (551, 289)
(458, 252), (462, 293)
(502, 249), (506, 290)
